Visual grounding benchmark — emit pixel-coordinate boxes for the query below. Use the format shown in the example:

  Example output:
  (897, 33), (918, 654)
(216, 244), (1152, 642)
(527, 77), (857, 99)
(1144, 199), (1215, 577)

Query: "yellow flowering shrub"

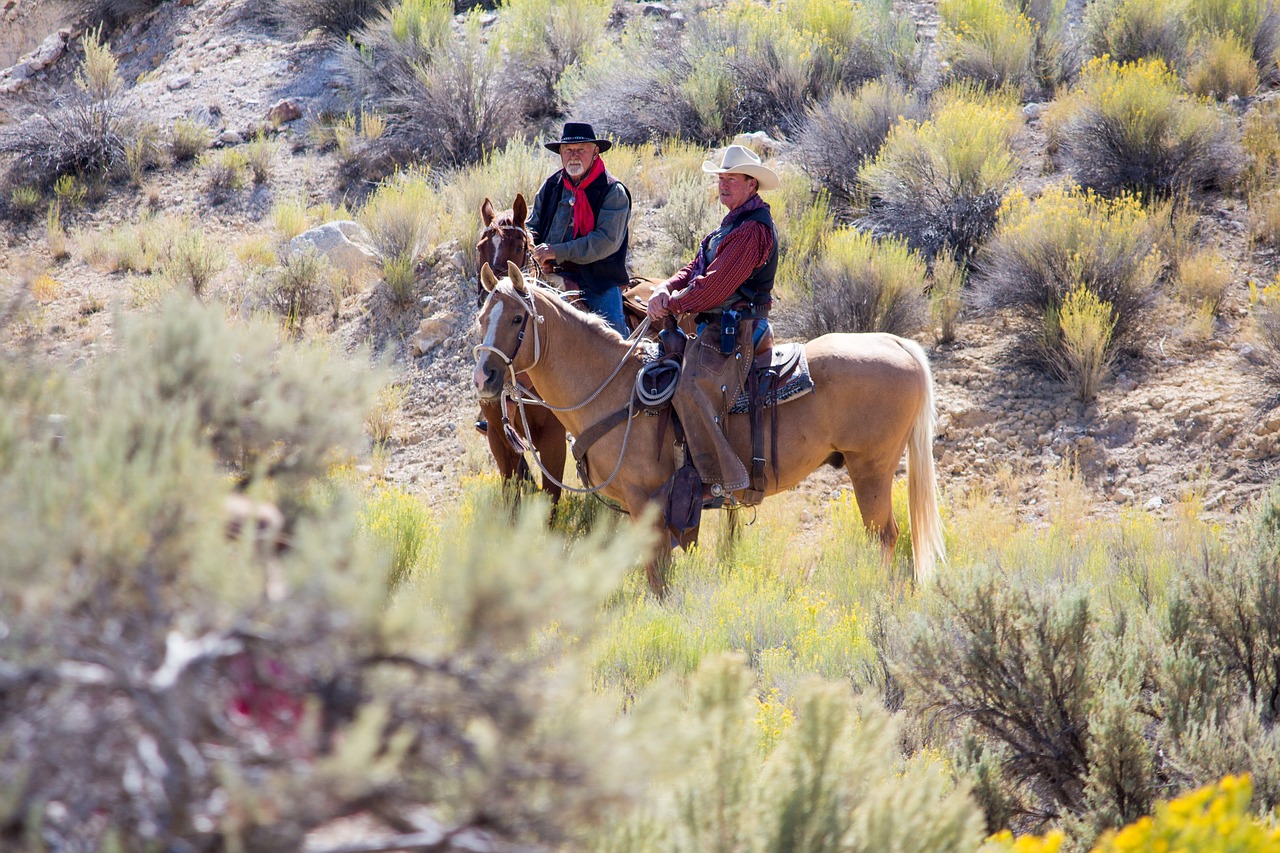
(1049, 56), (1237, 195)
(938, 0), (1038, 91)
(983, 776), (1280, 853)
(980, 180), (1161, 367)
(858, 86), (1020, 260)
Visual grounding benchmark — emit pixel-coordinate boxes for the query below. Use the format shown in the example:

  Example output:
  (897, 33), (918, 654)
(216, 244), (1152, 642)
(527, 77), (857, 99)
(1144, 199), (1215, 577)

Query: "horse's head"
(475, 194), (532, 306)
(473, 260), (538, 400)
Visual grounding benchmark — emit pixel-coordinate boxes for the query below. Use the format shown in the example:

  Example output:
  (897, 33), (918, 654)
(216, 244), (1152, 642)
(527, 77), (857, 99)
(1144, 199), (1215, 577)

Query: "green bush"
(0, 30), (143, 190)
(1044, 284), (1117, 402)
(903, 572), (1096, 824)
(499, 0), (612, 118)
(0, 299), (666, 849)
(357, 169), (439, 270)
(602, 656), (985, 853)
(171, 117), (213, 162)
(938, 0), (1038, 92)
(795, 227), (928, 337)
(857, 85), (1021, 264)
(267, 248), (337, 332)
(975, 182), (1162, 368)
(163, 229), (226, 297)
(1187, 32), (1260, 99)
(199, 147), (249, 201)
(930, 251), (966, 344)
(342, 2), (525, 171)
(1050, 57), (1239, 197)
(566, 0), (917, 146)
(1187, 0), (1280, 74)
(1081, 0), (1191, 67)
(796, 78), (923, 204)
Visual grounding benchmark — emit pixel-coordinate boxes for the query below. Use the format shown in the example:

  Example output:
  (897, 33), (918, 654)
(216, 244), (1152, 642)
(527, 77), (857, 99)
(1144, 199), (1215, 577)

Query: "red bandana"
(563, 156), (607, 238)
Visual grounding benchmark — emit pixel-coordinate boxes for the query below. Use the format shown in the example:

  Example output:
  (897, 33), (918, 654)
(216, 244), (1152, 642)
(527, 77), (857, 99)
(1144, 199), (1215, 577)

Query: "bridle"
(476, 222), (539, 284)
(473, 282), (654, 494)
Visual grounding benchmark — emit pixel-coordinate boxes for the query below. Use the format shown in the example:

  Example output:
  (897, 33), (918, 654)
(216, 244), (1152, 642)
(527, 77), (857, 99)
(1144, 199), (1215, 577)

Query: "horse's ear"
(507, 260), (526, 294)
(512, 193), (527, 228)
(480, 262), (498, 292)
(481, 197), (496, 226)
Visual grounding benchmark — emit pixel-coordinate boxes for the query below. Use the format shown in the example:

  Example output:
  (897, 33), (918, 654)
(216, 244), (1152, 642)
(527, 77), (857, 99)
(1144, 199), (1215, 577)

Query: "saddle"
(650, 326), (812, 532)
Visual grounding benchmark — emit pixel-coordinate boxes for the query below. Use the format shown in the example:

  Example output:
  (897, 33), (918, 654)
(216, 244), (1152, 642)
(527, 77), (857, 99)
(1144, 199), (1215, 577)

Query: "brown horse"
(473, 262), (947, 596)
(475, 194), (566, 502)
(472, 195), (669, 503)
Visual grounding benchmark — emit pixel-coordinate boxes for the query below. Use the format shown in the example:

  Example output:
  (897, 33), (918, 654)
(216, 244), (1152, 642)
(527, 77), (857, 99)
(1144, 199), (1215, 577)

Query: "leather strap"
(572, 407), (634, 486)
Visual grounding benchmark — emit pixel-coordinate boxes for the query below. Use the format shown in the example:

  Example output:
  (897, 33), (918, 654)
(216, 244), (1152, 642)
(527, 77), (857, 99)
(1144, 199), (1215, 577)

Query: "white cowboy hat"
(702, 144), (780, 192)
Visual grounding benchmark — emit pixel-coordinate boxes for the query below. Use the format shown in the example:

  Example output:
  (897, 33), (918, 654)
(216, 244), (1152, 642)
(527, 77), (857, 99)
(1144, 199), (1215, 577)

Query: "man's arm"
(526, 181), (549, 245)
(667, 221), (772, 315)
(545, 183), (629, 265)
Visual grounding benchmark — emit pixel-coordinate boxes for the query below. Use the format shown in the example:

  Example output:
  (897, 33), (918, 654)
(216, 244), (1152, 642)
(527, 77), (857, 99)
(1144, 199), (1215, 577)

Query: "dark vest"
(531, 169), (630, 295)
(698, 203), (778, 316)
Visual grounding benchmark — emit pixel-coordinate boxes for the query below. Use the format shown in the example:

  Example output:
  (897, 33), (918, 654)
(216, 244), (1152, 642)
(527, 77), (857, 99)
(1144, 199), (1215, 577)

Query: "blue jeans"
(582, 287), (629, 337)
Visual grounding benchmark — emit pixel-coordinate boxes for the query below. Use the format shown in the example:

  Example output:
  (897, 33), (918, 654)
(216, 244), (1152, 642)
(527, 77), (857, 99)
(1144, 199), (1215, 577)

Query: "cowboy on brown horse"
(646, 144), (780, 508)
(476, 121), (633, 437)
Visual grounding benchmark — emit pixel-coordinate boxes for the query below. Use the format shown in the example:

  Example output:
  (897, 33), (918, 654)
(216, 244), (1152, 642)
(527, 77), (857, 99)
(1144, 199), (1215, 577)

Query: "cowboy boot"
(672, 335), (751, 495)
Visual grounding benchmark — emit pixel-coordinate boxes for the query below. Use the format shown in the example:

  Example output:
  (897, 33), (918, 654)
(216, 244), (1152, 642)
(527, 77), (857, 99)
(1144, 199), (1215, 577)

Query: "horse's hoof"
(475, 420), (488, 434)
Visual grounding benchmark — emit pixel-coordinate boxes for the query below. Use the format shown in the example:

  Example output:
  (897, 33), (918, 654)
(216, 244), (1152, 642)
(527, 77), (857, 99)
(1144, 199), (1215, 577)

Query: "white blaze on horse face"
(473, 297), (505, 392)
(488, 233), (502, 267)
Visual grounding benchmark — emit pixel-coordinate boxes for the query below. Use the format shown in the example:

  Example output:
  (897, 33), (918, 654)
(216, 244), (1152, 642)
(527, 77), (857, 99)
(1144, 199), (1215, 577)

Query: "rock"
(411, 311), (458, 356)
(1143, 496), (1163, 511)
(642, 2), (672, 15)
(799, 510), (813, 524)
(27, 30), (67, 71)
(1022, 102), (1044, 119)
(267, 98), (302, 124)
(216, 130), (243, 145)
(167, 74), (193, 91)
(732, 130), (787, 152)
(1238, 343), (1268, 365)
(287, 221), (380, 277)
(5, 61), (35, 82)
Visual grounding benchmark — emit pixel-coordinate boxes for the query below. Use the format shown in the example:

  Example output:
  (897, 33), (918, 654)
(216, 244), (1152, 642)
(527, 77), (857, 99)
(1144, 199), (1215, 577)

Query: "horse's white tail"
(900, 338), (946, 584)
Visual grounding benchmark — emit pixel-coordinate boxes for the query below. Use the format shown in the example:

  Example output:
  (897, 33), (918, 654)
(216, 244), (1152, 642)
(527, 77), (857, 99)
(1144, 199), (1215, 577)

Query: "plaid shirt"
(666, 194), (774, 315)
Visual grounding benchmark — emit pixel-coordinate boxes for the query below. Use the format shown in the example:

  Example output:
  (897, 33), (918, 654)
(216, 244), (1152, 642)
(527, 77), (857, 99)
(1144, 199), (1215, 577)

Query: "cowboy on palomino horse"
(646, 144), (780, 509)
(476, 121), (633, 437)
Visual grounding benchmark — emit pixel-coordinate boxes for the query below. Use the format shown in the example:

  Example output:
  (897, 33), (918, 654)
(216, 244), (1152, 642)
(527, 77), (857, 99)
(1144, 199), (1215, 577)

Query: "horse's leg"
(480, 400), (522, 484)
(846, 463), (900, 572)
(534, 409), (567, 506)
(626, 495), (674, 598)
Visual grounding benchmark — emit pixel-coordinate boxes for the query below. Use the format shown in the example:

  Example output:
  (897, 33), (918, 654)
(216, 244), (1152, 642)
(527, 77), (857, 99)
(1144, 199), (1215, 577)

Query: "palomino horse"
(473, 262), (947, 596)
(475, 194), (566, 502)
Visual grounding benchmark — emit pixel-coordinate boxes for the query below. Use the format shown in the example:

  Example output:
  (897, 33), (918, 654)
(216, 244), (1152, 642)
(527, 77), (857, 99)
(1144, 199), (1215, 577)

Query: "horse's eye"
(511, 314), (524, 325)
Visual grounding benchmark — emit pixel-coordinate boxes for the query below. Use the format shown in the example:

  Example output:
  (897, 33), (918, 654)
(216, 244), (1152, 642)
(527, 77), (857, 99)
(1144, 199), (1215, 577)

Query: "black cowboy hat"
(544, 121), (612, 153)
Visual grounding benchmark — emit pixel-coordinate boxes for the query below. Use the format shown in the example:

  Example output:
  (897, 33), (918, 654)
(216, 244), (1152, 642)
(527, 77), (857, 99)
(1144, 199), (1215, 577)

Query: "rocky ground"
(1, 0), (1278, 545)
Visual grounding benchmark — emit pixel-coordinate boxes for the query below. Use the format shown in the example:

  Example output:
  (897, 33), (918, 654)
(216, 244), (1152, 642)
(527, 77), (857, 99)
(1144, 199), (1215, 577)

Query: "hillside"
(1, 0), (1278, 530)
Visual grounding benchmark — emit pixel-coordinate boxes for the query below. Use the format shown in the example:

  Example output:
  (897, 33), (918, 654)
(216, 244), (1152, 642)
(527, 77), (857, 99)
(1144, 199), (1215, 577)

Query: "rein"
(475, 283), (655, 495)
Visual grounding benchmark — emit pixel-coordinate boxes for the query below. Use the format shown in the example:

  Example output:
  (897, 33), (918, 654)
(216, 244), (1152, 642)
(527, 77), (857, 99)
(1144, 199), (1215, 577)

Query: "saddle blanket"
(728, 343), (814, 414)
(638, 341), (815, 414)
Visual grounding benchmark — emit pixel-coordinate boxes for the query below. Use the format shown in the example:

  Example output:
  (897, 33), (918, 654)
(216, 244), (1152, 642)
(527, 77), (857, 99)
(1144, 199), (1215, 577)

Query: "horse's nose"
(473, 359), (501, 400)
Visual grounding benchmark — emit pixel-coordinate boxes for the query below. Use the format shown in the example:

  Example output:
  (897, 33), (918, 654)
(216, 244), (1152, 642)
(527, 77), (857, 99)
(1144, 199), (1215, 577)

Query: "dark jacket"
(528, 168), (631, 295)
